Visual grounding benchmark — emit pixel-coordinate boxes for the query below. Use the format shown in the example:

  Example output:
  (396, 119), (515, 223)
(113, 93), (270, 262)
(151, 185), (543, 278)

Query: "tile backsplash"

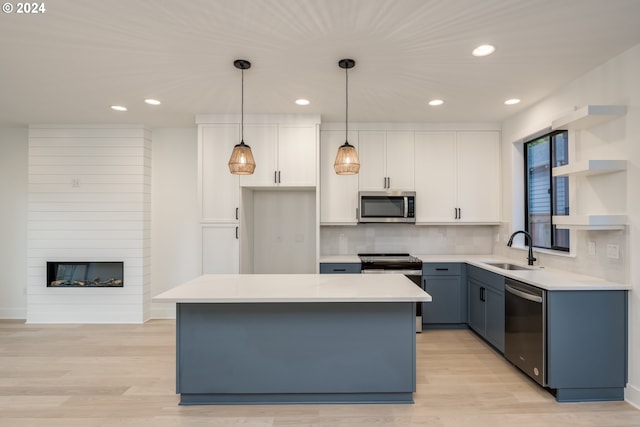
(321, 223), (628, 284)
(320, 224), (497, 256)
(494, 223), (628, 283)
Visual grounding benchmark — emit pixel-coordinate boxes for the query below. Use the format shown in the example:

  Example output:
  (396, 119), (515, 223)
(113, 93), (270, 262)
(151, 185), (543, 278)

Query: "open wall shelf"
(552, 159), (627, 177)
(553, 215), (627, 230)
(551, 105), (627, 131)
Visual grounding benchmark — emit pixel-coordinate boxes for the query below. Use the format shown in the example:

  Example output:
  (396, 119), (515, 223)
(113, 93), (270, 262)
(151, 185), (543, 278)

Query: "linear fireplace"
(47, 261), (124, 287)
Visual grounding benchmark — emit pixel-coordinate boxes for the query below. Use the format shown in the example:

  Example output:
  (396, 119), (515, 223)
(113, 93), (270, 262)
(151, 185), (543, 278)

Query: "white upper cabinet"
(456, 132), (501, 223)
(414, 132), (457, 222)
(358, 131), (386, 190)
(320, 130), (359, 224)
(414, 131), (500, 224)
(386, 131), (415, 190)
(238, 124), (278, 187)
(358, 131), (414, 191)
(278, 125), (317, 187)
(199, 124), (240, 222)
(240, 124), (317, 188)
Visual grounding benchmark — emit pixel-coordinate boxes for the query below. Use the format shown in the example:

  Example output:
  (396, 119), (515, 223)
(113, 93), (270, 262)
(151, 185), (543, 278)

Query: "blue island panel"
(176, 301), (417, 404)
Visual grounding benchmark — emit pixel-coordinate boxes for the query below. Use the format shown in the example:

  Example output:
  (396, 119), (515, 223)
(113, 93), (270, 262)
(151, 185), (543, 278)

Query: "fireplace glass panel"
(47, 262), (123, 287)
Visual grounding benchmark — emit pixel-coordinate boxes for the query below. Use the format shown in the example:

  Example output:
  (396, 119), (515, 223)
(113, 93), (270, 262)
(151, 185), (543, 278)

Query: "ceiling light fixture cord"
(241, 66), (244, 143)
(345, 64), (348, 143)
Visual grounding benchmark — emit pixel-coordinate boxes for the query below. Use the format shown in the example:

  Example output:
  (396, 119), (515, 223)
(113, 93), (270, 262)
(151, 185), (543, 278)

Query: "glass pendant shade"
(228, 141), (256, 175)
(334, 141), (360, 175)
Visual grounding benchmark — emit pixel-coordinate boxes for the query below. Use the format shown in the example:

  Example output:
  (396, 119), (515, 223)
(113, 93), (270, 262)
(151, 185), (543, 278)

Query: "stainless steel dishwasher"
(504, 277), (546, 386)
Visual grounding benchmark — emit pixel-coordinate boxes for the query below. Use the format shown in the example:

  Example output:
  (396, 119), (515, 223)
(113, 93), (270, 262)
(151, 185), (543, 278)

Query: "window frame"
(523, 130), (570, 253)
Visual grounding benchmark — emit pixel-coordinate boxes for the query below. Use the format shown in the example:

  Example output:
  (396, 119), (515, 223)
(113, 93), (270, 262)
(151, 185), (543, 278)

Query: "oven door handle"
(505, 284), (543, 303)
(361, 269), (422, 275)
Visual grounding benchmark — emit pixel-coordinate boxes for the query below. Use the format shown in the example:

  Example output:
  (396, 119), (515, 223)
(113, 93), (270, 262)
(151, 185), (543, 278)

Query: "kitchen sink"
(483, 262), (533, 271)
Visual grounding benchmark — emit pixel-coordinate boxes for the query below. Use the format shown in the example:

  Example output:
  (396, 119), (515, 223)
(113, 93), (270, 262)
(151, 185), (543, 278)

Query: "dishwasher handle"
(505, 283), (543, 303)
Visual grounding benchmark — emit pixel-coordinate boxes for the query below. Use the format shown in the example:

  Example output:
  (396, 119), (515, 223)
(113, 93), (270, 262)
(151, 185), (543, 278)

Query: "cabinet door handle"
(435, 268), (449, 271)
(454, 208), (458, 219)
(334, 268), (346, 272)
(274, 171), (278, 184)
(480, 286), (485, 302)
(235, 207), (239, 220)
(278, 171), (281, 184)
(458, 208), (462, 220)
(235, 226), (238, 240)
(387, 177), (391, 188)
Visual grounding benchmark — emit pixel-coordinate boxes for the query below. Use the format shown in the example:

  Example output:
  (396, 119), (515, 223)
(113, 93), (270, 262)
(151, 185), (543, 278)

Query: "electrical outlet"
(606, 244), (619, 259)
(588, 241), (596, 256)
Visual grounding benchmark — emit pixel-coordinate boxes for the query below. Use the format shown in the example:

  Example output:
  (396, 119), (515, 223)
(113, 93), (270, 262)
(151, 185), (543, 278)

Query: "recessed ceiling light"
(428, 99), (444, 106)
(472, 44), (496, 57)
(145, 99), (161, 105)
(295, 99), (310, 106)
(504, 98), (521, 105)
(110, 105), (127, 111)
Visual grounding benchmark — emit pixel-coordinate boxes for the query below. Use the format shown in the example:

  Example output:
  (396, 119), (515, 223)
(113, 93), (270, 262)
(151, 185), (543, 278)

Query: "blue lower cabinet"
(484, 285), (504, 352)
(422, 263), (467, 326)
(319, 262), (361, 274)
(546, 290), (628, 402)
(466, 265), (504, 353)
(467, 278), (485, 334)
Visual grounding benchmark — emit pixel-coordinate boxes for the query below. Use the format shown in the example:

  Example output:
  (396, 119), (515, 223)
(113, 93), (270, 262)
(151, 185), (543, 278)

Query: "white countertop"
(153, 274), (432, 303)
(319, 254), (630, 291)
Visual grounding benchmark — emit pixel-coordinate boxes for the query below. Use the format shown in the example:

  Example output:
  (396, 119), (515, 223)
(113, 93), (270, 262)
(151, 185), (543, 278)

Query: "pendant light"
(228, 59), (256, 175)
(334, 58), (360, 175)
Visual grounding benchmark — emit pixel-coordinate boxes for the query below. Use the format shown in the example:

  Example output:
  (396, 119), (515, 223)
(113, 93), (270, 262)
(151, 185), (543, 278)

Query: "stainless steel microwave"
(358, 191), (416, 223)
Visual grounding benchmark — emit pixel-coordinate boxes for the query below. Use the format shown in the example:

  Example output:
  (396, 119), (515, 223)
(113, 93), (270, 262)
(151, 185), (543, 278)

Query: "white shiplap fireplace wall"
(27, 125), (151, 323)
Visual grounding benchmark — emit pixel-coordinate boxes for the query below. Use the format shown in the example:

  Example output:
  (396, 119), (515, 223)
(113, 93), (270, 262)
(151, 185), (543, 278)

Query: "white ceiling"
(2, 0), (640, 128)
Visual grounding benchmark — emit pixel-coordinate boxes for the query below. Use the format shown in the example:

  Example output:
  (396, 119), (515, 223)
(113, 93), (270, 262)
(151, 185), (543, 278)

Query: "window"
(524, 130), (570, 252)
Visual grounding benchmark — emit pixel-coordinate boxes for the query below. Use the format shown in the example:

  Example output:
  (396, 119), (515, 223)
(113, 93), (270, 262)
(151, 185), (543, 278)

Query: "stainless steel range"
(359, 253), (424, 332)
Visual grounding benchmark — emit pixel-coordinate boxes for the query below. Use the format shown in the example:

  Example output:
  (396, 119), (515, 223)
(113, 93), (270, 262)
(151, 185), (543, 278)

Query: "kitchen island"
(153, 274), (431, 405)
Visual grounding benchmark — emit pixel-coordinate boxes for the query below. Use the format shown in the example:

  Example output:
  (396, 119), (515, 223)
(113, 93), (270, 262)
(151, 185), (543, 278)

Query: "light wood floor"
(1, 320), (639, 427)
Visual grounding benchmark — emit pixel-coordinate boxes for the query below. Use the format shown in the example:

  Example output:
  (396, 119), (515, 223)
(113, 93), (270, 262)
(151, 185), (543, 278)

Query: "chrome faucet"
(507, 230), (537, 266)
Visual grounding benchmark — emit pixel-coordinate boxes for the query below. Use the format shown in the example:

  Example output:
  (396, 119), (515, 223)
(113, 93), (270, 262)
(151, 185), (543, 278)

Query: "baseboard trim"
(151, 306), (176, 319)
(625, 383), (640, 409)
(0, 308), (27, 319)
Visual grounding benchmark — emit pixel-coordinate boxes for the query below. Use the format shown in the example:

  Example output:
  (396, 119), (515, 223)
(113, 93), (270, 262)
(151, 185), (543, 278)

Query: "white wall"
(0, 128), (28, 318)
(499, 43), (640, 407)
(150, 128), (200, 318)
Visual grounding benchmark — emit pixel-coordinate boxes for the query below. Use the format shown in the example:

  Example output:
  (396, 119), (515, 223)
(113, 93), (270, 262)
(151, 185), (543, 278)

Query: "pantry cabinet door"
(320, 130), (359, 224)
(199, 125), (240, 222)
(201, 225), (239, 274)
